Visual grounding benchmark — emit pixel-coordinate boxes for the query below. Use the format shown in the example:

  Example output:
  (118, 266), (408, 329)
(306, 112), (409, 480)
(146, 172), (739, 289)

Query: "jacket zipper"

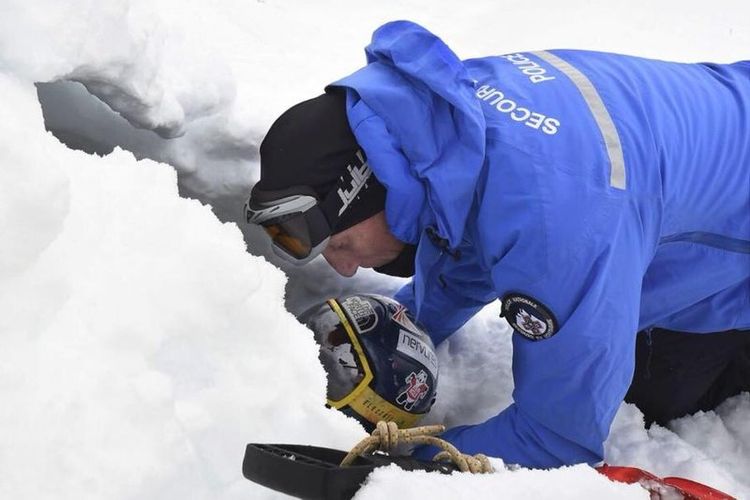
(424, 226), (461, 291)
(658, 231), (750, 254)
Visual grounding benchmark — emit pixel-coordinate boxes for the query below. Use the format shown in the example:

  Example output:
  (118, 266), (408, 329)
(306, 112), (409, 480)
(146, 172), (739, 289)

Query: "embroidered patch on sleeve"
(500, 293), (559, 341)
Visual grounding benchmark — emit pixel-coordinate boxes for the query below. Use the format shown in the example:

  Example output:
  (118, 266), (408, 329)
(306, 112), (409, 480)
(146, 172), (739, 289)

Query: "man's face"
(322, 211), (405, 277)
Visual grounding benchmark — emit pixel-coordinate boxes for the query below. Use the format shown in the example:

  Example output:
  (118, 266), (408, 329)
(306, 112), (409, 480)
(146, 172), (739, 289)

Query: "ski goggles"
(246, 148), (381, 264)
(245, 185), (337, 264)
(310, 299), (374, 406)
(303, 298), (423, 429)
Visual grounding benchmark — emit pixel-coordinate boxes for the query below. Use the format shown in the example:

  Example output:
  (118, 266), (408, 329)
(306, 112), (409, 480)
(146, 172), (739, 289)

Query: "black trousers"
(624, 327), (750, 426)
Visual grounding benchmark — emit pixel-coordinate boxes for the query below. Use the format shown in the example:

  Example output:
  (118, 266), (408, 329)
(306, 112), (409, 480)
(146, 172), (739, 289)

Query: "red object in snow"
(596, 465), (735, 500)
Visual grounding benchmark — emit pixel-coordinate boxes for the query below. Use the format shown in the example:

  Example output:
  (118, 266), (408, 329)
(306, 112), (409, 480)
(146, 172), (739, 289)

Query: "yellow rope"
(340, 420), (494, 474)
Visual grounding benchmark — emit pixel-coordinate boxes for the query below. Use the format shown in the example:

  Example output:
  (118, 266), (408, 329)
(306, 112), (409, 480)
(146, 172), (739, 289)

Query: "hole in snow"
(35, 80), (262, 240)
(36, 80), (175, 159)
(34, 79), (368, 314)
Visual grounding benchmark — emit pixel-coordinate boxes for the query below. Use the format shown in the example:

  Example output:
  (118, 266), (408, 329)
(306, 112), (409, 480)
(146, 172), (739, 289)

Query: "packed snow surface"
(1, 0), (748, 498)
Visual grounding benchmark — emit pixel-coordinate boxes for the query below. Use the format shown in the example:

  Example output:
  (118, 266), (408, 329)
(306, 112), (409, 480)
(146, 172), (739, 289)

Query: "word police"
(501, 53), (556, 84)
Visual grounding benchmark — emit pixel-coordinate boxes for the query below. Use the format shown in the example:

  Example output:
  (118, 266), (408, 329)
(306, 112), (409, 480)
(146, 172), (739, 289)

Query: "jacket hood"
(328, 21), (486, 248)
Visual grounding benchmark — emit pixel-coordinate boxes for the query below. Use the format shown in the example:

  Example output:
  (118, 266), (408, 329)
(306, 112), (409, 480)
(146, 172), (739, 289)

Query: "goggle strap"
(337, 385), (423, 429)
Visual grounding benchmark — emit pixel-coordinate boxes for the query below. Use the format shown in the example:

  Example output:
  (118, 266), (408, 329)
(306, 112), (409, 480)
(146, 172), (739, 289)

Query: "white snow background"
(1, 0), (748, 498)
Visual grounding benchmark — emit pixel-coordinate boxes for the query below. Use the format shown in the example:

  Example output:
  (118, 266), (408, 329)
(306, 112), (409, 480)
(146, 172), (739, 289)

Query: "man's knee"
(625, 328), (750, 426)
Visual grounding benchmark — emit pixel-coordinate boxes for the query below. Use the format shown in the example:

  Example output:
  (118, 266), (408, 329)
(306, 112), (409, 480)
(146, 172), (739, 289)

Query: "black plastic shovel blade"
(242, 443), (456, 499)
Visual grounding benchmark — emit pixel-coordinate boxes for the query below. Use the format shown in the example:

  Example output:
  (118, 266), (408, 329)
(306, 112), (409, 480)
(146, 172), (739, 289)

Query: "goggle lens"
(246, 190), (332, 263)
(301, 299), (373, 408)
(261, 212), (316, 259)
(303, 302), (367, 402)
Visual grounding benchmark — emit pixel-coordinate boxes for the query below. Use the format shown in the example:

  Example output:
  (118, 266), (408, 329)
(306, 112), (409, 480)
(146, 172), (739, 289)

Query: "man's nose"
(323, 251), (358, 277)
(332, 259), (358, 277)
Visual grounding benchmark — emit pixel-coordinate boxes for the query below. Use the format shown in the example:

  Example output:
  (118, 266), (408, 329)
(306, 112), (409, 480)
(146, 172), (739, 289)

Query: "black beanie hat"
(256, 90), (386, 234)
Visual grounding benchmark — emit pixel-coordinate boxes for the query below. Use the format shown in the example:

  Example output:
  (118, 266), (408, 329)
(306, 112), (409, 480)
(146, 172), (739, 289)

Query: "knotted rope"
(340, 420), (493, 474)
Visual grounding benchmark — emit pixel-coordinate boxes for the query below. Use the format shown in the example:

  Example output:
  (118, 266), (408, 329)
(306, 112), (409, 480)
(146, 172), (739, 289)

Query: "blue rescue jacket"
(330, 21), (750, 468)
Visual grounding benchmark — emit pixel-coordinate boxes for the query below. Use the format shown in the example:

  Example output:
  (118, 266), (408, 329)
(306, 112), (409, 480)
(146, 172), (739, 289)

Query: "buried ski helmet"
(300, 294), (439, 431)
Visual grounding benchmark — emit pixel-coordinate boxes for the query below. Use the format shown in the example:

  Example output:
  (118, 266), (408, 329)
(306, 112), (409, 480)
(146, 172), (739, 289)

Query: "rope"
(340, 420), (494, 474)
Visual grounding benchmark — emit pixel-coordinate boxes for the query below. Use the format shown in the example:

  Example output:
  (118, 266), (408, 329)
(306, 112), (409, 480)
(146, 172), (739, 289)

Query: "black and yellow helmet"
(301, 294), (439, 431)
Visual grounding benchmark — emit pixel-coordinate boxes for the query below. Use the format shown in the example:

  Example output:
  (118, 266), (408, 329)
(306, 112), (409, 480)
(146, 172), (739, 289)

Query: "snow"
(356, 463), (646, 500)
(0, 0), (748, 498)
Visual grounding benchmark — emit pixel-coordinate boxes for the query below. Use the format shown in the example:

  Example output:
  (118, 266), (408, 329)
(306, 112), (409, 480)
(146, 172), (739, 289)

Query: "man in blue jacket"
(246, 21), (750, 468)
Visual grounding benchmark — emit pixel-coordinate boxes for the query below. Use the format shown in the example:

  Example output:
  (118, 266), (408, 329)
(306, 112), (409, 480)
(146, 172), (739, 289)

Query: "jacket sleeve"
(415, 142), (649, 467)
(441, 248), (644, 467)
